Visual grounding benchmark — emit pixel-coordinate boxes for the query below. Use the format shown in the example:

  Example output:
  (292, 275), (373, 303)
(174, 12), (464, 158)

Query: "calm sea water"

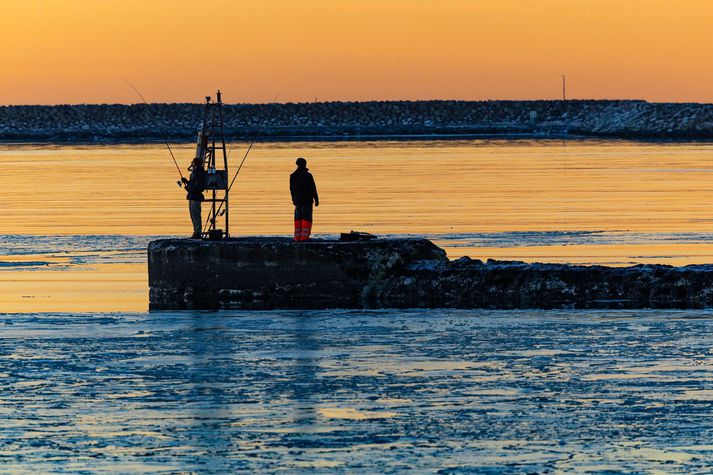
(2, 140), (713, 471)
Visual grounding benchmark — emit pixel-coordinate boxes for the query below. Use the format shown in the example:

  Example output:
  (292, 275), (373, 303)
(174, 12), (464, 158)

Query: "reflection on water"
(0, 235), (152, 312)
(3, 139), (713, 236)
(3, 139), (713, 311)
(2, 309), (713, 472)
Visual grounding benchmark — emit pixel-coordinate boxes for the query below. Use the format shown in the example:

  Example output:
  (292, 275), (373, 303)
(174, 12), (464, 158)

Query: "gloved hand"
(315, 200), (319, 207)
(181, 177), (189, 184)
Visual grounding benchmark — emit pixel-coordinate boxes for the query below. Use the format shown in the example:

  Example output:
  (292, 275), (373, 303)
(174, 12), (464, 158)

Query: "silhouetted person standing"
(182, 157), (207, 239)
(290, 157), (319, 241)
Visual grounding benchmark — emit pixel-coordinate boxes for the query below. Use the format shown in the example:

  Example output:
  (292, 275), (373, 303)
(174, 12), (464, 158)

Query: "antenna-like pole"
(561, 74), (566, 101)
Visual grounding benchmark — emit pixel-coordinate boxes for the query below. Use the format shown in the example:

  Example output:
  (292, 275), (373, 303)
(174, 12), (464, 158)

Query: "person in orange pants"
(290, 157), (319, 241)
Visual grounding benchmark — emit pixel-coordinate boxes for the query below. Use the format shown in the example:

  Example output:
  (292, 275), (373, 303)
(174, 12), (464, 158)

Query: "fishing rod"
(203, 93), (280, 232)
(123, 79), (185, 185)
(227, 93), (280, 193)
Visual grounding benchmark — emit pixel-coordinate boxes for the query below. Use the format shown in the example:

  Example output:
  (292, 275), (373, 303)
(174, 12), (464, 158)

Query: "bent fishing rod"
(203, 93), (280, 232)
(123, 79), (185, 185)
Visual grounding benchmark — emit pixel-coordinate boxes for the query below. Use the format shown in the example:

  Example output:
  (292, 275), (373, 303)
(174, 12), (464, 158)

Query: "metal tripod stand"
(196, 90), (229, 239)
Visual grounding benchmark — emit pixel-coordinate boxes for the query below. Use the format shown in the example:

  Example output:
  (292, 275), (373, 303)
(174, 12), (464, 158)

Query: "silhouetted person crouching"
(290, 157), (319, 241)
(182, 157), (207, 239)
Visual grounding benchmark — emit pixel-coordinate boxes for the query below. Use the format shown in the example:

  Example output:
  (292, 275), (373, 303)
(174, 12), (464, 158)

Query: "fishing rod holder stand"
(194, 90), (230, 239)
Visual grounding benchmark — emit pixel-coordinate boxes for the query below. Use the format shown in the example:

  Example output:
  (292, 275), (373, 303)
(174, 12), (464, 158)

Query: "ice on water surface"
(2, 309), (713, 472)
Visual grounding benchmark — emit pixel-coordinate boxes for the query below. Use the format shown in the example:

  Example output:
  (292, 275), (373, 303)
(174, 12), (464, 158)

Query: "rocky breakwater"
(6, 100), (713, 141)
(148, 238), (713, 310)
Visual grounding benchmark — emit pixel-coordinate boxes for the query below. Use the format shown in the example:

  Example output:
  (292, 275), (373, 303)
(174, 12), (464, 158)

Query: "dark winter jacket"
(290, 167), (319, 206)
(185, 167), (207, 201)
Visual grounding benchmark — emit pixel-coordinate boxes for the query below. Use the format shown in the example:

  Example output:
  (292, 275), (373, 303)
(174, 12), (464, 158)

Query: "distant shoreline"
(3, 99), (713, 143)
(7, 134), (713, 147)
(0, 133), (581, 146)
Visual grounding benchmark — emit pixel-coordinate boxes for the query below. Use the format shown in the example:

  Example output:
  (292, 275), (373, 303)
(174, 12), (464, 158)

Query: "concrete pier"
(148, 238), (713, 310)
(148, 238), (446, 310)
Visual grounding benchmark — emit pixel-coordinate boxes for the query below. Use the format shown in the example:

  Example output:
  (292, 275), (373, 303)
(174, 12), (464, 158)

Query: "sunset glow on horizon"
(2, 0), (713, 105)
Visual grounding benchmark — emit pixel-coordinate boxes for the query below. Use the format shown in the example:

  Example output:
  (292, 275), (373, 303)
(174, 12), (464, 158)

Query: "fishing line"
(227, 93), (280, 193)
(123, 79), (185, 183)
(203, 93), (280, 233)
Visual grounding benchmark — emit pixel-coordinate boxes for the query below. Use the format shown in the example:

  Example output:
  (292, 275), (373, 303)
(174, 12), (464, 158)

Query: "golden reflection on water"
(0, 141), (713, 235)
(2, 140), (713, 236)
(2, 139), (713, 312)
(0, 263), (146, 313)
(463, 243), (713, 266)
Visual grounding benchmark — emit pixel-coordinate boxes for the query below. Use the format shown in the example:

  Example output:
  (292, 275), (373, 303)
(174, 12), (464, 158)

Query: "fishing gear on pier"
(188, 91), (230, 240)
(203, 93), (280, 234)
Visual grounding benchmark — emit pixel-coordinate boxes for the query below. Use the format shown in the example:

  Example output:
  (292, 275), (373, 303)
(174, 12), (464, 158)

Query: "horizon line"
(5, 98), (703, 108)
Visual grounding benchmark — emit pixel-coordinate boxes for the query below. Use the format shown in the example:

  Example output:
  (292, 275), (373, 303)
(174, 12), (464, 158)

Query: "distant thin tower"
(561, 74), (566, 100)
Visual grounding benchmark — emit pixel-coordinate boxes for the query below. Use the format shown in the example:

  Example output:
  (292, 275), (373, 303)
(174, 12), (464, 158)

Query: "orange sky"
(1, 0), (712, 105)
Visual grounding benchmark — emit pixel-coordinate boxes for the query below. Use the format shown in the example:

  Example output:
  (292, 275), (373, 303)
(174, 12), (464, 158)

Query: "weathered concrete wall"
(148, 238), (713, 310)
(148, 238), (447, 310)
(6, 100), (713, 142)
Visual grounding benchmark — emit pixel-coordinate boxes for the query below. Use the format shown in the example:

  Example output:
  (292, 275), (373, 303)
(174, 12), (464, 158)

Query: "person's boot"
(294, 219), (302, 241)
(301, 220), (312, 241)
(190, 232), (201, 239)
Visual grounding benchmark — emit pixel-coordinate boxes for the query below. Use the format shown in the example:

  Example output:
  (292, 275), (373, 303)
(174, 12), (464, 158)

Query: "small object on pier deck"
(208, 229), (224, 241)
(340, 231), (377, 241)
